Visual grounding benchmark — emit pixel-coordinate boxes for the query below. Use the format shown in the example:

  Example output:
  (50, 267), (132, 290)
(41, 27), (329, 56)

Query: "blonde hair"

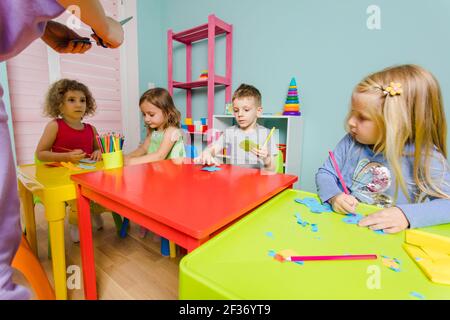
(348, 64), (449, 202)
(139, 88), (181, 130)
(232, 83), (262, 107)
(44, 79), (96, 118)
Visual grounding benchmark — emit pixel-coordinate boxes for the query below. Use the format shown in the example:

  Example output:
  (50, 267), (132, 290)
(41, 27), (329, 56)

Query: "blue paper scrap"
(311, 224), (318, 232)
(410, 291), (425, 300)
(80, 158), (96, 164)
(78, 163), (96, 170)
(294, 213), (309, 227)
(342, 213), (385, 235)
(201, 166), (221, 172)
(295, 197), (333, 213)
(342, 213), (363, 224)
(265, 231), (274, 239)
(381, 255), (401, 272)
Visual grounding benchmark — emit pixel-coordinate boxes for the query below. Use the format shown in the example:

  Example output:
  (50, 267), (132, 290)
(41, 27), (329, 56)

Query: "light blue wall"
(136, 0), (450, 192)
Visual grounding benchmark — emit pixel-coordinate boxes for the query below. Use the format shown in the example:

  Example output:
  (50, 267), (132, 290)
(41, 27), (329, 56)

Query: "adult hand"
(329, 193), (359, 214)
(358, 207), (410, 234)
(91, 17), (124, 48)
(41, 21), (92, 54)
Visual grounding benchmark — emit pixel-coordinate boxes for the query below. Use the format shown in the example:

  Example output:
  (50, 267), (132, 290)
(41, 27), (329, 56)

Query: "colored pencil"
(286, 254), (377, 262)
(97, 133), (124, 154)
(53, 146), (91, 157)
(112, 136), (118, 152)
(262, 127), (276, 149)
(329, 150), (349, 194)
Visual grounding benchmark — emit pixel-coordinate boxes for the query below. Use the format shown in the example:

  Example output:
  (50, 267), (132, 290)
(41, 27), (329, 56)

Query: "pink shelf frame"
(168, 14), (233, 128)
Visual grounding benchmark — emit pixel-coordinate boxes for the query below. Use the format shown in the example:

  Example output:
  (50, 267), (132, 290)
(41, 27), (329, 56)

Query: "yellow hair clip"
(383, 82), (402, 96)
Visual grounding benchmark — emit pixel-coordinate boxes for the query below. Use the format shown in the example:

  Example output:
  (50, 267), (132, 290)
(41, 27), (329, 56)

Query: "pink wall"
(6, 41), (50, 165)
(6, 0), (123, 165)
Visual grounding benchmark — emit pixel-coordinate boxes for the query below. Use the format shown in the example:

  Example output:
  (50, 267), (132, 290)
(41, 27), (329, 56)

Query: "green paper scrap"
(239, 139), (259, 152)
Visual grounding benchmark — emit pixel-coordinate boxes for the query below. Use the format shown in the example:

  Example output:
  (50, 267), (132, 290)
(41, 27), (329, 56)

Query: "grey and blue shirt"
(316, 134), (450, 228)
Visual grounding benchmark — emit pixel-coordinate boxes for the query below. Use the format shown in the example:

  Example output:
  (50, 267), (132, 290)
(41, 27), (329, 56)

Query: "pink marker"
(329, 150), (349, 195)
(286, 254), (377, 262)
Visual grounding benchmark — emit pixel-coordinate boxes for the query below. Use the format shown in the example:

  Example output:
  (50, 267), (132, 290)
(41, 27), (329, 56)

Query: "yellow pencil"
(112, 136), (119, 152)
(262, 127), (276, 149)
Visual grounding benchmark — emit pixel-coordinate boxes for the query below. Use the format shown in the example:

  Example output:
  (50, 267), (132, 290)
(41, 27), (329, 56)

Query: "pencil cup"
(102, 151), (123, 169)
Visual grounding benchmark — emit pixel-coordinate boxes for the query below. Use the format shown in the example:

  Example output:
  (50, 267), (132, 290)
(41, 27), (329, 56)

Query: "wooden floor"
(13, 204), (182, 300)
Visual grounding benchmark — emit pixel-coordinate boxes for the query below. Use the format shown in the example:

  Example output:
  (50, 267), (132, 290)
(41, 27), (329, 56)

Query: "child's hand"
(67, 149), (86, 163)
(90, 150), (102, 161)
(250, 147), (270, 164)
(194, 150), (219, 166)
(124, 155), (133, 166)
(124, 155), (141, 166)
(329, 193), (359, 214)
(358, 207), (409, 234)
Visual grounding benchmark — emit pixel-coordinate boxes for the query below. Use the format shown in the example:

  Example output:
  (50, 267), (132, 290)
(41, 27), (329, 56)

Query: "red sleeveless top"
(52, 119), (95, 154)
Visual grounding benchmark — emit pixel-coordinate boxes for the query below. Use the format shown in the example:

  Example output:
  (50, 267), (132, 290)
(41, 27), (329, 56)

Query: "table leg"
(75, 184), (97, 300)
(47, 201), (67, 300)
(17, 180), (38, 255)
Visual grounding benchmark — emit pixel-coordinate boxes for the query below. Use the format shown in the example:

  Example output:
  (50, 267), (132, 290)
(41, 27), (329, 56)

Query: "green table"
(179, 189), (450, 299)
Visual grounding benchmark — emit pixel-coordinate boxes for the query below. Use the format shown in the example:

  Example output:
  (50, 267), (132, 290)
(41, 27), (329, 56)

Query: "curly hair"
(139, 88), (181, 129)
(44, 79), (96, 118)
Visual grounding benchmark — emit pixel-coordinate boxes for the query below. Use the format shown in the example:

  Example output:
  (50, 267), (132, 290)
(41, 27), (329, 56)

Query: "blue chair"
(185, 144), (198, 159)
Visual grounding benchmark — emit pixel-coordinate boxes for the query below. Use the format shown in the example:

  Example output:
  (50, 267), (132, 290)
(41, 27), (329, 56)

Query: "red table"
(71, 159), (298, 299)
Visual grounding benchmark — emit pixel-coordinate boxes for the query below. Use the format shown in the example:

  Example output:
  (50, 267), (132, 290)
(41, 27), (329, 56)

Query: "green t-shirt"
(147, 129), (186, 159)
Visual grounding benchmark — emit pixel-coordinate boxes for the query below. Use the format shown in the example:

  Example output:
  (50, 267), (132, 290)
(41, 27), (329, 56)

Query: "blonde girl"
(316, 64), (450, 233)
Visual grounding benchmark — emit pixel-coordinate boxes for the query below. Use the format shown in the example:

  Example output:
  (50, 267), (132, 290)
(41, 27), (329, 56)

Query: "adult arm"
(56, 0), (123, 48)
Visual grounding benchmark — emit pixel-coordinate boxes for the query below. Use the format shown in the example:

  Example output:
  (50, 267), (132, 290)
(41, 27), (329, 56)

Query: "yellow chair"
(19, 157), (124, 299)
(33, 155), (124, 258)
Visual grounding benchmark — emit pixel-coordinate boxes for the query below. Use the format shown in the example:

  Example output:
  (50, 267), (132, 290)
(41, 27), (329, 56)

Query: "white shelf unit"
(213, 115), (302, 188)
